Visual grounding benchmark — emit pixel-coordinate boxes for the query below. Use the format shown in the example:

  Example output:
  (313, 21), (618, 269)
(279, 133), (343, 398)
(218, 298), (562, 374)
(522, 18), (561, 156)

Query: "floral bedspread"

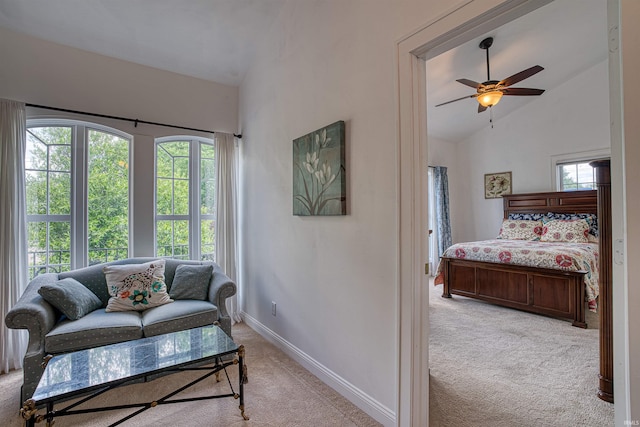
(434, 240), (600, 312)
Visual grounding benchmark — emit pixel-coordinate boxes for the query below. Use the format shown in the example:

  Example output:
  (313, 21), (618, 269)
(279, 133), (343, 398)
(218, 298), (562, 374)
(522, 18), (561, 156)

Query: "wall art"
(293, 121), (346, 215)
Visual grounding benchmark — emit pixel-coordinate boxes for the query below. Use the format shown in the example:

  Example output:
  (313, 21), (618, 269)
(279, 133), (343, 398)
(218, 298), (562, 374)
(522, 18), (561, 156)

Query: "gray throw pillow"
(169, 264), (213, 300)
(38, 278), (103, 320)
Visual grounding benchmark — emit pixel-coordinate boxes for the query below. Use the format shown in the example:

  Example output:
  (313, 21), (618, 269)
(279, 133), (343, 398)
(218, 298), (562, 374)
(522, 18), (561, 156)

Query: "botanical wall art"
(293, 121), (346, 215)
(484, 171), (512, 199)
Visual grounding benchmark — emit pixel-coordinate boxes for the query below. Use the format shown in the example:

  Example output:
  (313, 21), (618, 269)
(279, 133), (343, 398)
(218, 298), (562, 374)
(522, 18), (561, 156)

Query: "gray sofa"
(4, 257), (236, 403)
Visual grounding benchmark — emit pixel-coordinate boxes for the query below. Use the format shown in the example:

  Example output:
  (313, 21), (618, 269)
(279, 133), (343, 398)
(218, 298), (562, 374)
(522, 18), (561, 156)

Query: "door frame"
(395, 0), (629, 424)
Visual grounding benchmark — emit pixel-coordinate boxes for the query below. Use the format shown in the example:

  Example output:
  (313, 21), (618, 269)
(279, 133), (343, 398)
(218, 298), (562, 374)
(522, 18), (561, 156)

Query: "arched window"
(25, 120), (131, 278)
(155, 136), (215, 261)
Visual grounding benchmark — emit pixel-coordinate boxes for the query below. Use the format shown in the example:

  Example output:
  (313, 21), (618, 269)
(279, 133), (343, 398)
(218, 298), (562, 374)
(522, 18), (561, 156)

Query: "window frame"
(154, 135), (216, 261)
(26, 119), (133, 276)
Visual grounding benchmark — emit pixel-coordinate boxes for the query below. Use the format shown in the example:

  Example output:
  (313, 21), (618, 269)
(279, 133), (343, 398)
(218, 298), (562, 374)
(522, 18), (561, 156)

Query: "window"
(25, 121), (131, 278)
(155, 137), (215, 261)
(551, 149), (609, 192)
(557, 161), (596, 191)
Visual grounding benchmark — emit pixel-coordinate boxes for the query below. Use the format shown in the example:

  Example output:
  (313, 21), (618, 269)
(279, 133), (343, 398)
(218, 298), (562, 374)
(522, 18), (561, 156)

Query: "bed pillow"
(169, 264), (213, 300)
(507, 213), (546, 222)
(540, 219), (590, 243)
(546, 212), (598, 237)
(38, 278), (103, 320)
(104, 259), (173, 312)
(497, 219), (544, 241)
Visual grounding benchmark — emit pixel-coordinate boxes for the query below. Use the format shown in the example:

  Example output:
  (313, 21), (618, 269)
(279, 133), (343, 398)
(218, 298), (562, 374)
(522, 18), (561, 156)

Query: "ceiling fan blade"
(478, 104), (487, 113)
(501, 87), (545, 96)
(498, 65), (544, 87)
(435, 94), (477, 107)
(456, 78), (482, 89)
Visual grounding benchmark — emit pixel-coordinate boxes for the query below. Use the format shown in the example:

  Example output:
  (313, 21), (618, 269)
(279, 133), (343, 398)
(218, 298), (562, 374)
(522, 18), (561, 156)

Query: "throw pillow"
(546, 212), (598, 237)
(508, 213), (546, 221)
(169, 264), (214, 300)
(540, 219), (590, 243)
(497, 219), (543, 241)
(38, 278), (103, 320)
(104, 259), (173, 312)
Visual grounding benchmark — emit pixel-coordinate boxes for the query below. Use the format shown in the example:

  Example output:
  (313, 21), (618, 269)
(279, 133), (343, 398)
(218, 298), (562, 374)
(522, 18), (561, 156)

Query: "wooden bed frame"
(440, 190), (598, 328)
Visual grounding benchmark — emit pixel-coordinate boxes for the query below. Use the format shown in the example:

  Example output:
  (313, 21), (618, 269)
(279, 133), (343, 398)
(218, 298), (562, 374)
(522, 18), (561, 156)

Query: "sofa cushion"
(104, 259), (173, 312)
(45, 309), (143, 353)
(141, 300), (218, 337)
(38, 278), (103, 320)
(169, 264), (213, 300)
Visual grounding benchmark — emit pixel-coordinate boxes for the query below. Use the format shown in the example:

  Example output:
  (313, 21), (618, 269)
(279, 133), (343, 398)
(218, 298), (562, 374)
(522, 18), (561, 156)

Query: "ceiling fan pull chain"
(489, 106), (495, 128)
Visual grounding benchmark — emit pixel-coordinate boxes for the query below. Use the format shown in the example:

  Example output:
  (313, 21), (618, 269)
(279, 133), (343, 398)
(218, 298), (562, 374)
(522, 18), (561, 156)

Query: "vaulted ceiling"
(0, 0), (607, 141)
(426, 0), (608, 141)
(0, 0), (284, 86)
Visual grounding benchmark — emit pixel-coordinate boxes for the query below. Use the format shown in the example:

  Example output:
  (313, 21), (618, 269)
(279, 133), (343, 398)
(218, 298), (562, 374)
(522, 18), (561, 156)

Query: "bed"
(434, 190), (599, 328)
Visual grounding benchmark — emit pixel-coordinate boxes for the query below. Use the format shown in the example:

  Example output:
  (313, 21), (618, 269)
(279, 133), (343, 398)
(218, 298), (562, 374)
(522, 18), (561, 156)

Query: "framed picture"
(293, 121), (346, 215)
(484, 171), (512, 199)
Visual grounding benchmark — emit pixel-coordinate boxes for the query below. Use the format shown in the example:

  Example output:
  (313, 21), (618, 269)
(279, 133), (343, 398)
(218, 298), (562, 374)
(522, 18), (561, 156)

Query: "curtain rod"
(25, 103), (242, 138)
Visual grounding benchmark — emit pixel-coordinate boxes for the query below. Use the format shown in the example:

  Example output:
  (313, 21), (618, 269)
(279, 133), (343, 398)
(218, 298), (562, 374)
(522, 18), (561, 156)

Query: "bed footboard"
(441, 257), (587, 328)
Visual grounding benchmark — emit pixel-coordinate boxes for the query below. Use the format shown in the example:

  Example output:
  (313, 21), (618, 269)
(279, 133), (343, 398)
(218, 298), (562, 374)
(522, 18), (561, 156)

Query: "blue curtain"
(433, 166), (452, 255)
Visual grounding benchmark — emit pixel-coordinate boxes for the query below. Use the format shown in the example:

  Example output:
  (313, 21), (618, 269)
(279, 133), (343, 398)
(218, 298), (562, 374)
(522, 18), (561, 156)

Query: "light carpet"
(0, 323), (381, 427)
(429, 280), (614, 426)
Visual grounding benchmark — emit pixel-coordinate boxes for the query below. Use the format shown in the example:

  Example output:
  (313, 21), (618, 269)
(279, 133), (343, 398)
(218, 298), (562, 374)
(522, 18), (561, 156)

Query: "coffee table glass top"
(32, 325), (237, 403)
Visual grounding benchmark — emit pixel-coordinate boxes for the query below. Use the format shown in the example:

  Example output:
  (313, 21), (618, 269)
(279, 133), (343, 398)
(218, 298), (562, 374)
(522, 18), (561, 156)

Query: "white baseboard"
(240, 312), (396, 426)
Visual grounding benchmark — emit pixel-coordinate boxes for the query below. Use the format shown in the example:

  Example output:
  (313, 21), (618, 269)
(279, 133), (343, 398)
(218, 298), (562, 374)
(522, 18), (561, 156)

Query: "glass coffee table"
(20, 324), (248, 426)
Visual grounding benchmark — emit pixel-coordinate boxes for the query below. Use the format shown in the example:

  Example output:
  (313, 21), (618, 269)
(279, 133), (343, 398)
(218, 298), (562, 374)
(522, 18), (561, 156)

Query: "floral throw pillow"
(546, 212), (598, 237)
(104, 259), (173, 312)
(497, 219), (543, 240)
(540, 219), (590, 243)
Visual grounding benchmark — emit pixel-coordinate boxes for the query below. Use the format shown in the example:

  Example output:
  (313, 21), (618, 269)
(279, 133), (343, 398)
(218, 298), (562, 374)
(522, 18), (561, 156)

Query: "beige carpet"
(0, 323), (381, 427)
(429, 280), (615, 426)
(1, 286), (616, 427)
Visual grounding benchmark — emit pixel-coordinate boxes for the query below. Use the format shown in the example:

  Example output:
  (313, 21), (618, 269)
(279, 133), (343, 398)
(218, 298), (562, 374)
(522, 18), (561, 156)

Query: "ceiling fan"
(435, 37), (545, 114)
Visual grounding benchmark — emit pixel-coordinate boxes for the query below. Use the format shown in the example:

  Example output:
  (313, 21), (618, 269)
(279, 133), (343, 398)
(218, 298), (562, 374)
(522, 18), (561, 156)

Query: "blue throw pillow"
(169, 264), (213, 300)
(38, 277), (103, 320)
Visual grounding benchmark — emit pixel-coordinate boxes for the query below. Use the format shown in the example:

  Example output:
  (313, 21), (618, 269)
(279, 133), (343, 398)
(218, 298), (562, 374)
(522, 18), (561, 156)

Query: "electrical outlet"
(271, 301), (277, 316)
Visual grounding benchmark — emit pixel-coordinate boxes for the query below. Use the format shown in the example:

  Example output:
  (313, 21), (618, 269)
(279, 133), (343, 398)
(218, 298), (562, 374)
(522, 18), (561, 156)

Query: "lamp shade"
(477, 91), (503, 107)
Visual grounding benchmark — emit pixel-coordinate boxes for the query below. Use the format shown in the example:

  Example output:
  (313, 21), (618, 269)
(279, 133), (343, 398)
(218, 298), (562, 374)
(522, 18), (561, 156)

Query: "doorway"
(396, 0), (628, 425)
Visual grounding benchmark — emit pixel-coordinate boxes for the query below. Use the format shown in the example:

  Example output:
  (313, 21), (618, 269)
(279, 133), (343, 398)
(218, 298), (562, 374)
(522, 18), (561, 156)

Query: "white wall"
(0, 27), (239, 256)
(238, 0), (450, 424)
(451, 60), (610, 242)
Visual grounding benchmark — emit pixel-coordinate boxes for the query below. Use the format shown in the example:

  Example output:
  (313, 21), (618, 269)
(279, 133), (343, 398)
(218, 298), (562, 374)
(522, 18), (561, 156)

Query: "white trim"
(241, 312), (396, 426)
(156, 134), (213, 144)
(550, 147), (611, 190)
(607, 0), (630, 422)
(26, 118), (132, 140)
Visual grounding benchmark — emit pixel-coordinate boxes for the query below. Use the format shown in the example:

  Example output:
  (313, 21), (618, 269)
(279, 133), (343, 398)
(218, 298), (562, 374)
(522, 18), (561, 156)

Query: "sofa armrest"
(4, 273), (59, 355)
(207, 265), (237, 319)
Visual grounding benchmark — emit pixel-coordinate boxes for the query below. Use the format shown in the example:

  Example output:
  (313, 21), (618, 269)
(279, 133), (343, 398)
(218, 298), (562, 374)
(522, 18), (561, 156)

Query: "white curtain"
(0, 99), (28, 373)
(214, 132), (241, 323)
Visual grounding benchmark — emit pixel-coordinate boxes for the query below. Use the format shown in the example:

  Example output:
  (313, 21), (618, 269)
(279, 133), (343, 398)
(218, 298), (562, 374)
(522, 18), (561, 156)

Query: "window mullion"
(190, 140), (200, 260)
(72, 125), (88, 269)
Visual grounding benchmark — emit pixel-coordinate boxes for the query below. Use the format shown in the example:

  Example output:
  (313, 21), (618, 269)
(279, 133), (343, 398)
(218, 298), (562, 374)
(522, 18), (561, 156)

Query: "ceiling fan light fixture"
(477, 90), (503, 107)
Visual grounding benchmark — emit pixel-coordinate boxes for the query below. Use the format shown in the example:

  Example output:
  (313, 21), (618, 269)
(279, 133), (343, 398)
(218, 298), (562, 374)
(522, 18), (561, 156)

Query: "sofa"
(4, 257), (237, 403)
